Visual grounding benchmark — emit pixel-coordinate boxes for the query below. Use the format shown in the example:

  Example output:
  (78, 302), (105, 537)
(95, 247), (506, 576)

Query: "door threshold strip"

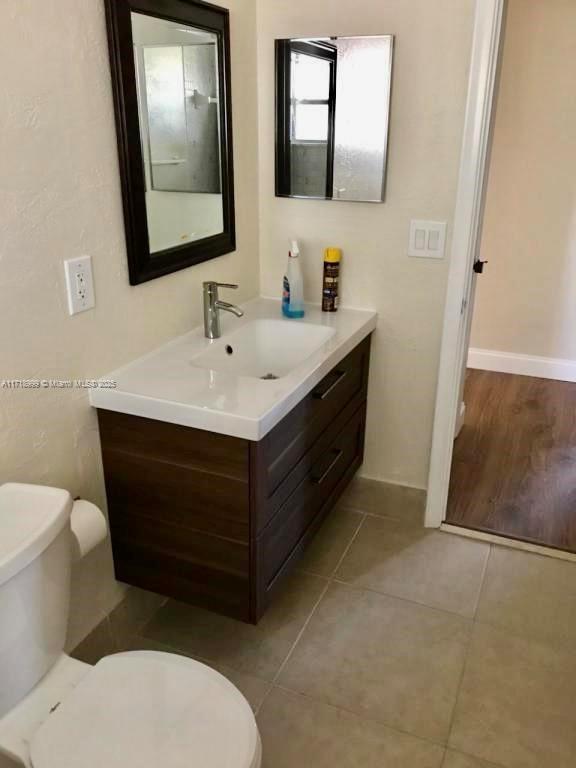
(441, 523), (576, 563)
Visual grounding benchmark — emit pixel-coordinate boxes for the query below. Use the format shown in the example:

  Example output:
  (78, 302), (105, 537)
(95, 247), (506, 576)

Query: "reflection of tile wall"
(148, 44), (221, 194)
(184, 44), (221, 194)
(290, 143), (328, 197)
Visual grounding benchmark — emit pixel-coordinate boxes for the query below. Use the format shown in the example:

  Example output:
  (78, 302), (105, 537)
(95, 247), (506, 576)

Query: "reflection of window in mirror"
(276, 35), (393, 203)
(288, 42), (336, 198)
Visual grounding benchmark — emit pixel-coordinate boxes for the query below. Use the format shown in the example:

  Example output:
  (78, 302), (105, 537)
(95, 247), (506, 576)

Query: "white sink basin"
(190, 319), (335, 379)
(90, 298), (377, 440)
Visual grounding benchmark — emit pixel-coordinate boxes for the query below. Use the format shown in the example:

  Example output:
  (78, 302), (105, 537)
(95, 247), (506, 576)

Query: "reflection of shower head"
(188, 88), (218, 109)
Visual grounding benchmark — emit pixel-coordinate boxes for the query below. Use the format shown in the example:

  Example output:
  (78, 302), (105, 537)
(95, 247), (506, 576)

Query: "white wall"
(257, 0), (474, 488)
(146, 191), (223, 252)
(0, 0), (259, 648)
(470, 0), (576, 361)
(1, 0), (480, 645)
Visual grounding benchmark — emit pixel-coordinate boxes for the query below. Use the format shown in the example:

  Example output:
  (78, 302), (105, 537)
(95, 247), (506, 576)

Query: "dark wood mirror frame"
(104, 0), (235, 285)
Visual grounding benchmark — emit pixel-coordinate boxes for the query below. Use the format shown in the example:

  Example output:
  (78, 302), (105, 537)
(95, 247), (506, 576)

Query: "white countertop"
(90, 298), (377, 440)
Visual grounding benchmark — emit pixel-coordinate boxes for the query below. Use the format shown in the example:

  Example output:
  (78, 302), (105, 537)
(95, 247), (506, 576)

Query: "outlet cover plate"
(64, 255), (95, 315)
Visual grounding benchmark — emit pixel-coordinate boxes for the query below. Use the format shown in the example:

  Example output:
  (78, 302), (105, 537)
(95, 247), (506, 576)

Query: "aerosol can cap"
(324, 247), (342, 263)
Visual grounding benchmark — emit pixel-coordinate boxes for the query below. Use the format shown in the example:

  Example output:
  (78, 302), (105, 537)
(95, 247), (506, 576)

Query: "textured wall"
(471, 0), (576, 360)
(257, 0), (474, 488)
(0, 0), (259, 648)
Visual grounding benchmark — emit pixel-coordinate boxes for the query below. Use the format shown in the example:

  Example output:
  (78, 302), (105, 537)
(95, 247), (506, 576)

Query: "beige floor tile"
(450, 623), (576, 768)
(336, 517), (489, 617)
(141, 572), (327, 680)
(71, 617), (116, 664)
(258, 688), (445, 768)
(339, 477), (426, 525)
(278, 583), (471, 743)
(476, 545), (576, 650)
(443, 750), (500, 767)
(108, 586), (166, 648)
(298, 508), (364, 577)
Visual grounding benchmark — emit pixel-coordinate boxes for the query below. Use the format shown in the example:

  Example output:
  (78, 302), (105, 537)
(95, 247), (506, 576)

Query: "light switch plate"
(64, 255), (95, 315)
(408, 220), (447, 259)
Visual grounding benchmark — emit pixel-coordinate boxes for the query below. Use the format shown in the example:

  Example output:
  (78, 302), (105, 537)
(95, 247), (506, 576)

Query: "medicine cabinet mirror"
(275, 35), (394, 203)
(105, 0), (235, 284)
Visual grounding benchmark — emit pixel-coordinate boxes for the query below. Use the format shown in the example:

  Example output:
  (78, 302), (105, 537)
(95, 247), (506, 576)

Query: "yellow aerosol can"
(322, 248), (342, 312)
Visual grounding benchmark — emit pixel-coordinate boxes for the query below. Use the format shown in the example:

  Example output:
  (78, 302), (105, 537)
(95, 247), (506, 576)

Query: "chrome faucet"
(203, 281), (244, 339)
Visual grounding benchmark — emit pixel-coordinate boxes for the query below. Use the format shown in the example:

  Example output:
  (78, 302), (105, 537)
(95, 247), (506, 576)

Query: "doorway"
(427, 0), (576, 554)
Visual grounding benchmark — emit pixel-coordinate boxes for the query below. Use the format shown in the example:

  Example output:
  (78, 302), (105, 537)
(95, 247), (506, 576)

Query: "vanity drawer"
(256, 402), (366, 605)
(111, 517), (250, 621)
(253, 336), (371, 502)
(101, 448), (250, 542)
(99, 411), (250, 542)
(98, 410), (249, 480)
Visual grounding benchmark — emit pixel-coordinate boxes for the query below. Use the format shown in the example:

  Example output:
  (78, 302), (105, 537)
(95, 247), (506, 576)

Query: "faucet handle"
(203, 281), (238, 290)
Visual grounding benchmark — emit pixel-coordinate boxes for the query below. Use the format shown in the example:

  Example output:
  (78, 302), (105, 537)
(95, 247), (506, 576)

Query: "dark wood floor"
(446, 369), (576, 553)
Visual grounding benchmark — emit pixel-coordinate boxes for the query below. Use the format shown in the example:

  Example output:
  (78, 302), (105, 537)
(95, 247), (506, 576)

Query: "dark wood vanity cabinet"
(98, 335), (371, 623)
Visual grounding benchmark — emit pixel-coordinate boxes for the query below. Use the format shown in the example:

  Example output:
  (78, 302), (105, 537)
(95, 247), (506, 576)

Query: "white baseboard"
(468, 348), (576, 383)
(357, 473), (427, 492)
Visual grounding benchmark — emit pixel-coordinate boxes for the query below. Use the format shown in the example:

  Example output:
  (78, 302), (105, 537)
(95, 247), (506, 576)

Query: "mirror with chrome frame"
(275, 35), (394, 203)
(105, 0), (235, 285)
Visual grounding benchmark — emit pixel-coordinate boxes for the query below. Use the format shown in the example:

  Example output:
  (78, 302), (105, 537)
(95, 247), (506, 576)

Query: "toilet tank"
(0, 484), (73, 719)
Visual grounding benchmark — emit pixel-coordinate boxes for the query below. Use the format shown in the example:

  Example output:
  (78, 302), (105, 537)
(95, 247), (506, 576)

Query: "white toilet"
(0, 483), (262, 768)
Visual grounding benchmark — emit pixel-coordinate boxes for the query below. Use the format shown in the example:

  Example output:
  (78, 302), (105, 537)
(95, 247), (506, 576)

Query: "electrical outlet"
(64, 256), (95, 315)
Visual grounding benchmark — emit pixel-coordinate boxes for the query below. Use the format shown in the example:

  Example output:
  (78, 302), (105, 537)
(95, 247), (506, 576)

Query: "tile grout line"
(254, 579), (332, 716)
(253, 682), (274, 717)
(329, 510), (368, 577)
(444, 747), (507, 768)
(471, 542), (493, 622)
(271, 682), (449, 755)
(339, 503), (425, 528)
(442, 593), (481, 754)
(296, 510), (367, 580)
(329, 577), (477, 622)
(270, 578), (331, 687)
(255, 513), (369, 715)
(441, 546), (494, 754)
(265, 512), (369, 693)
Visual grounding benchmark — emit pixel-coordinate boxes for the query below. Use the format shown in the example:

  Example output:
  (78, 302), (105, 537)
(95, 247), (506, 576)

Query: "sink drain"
(260, 373), (279, 380)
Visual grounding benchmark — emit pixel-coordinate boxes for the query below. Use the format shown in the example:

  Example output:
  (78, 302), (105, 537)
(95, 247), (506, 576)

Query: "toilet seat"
(30, 651), (261, 768)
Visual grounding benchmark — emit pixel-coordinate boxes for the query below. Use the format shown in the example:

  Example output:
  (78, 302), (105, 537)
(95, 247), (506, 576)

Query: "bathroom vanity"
(92, 299), (376, 622)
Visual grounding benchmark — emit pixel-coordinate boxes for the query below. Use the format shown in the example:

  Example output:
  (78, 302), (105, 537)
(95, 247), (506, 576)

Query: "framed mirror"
(105, 0), (235, 285)
(275, 35), (394, 203)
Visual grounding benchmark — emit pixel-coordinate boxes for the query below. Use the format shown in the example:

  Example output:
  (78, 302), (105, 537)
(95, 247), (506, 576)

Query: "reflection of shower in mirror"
(188, 89), (219, 109)
(131, 11), (224, 253)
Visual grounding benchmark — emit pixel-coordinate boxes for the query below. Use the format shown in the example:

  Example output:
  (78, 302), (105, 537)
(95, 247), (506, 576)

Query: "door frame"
(425, 0), (506, 527)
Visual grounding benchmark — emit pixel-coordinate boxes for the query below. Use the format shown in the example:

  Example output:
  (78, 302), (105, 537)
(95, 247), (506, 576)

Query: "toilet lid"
(30, 651), (260, 768)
